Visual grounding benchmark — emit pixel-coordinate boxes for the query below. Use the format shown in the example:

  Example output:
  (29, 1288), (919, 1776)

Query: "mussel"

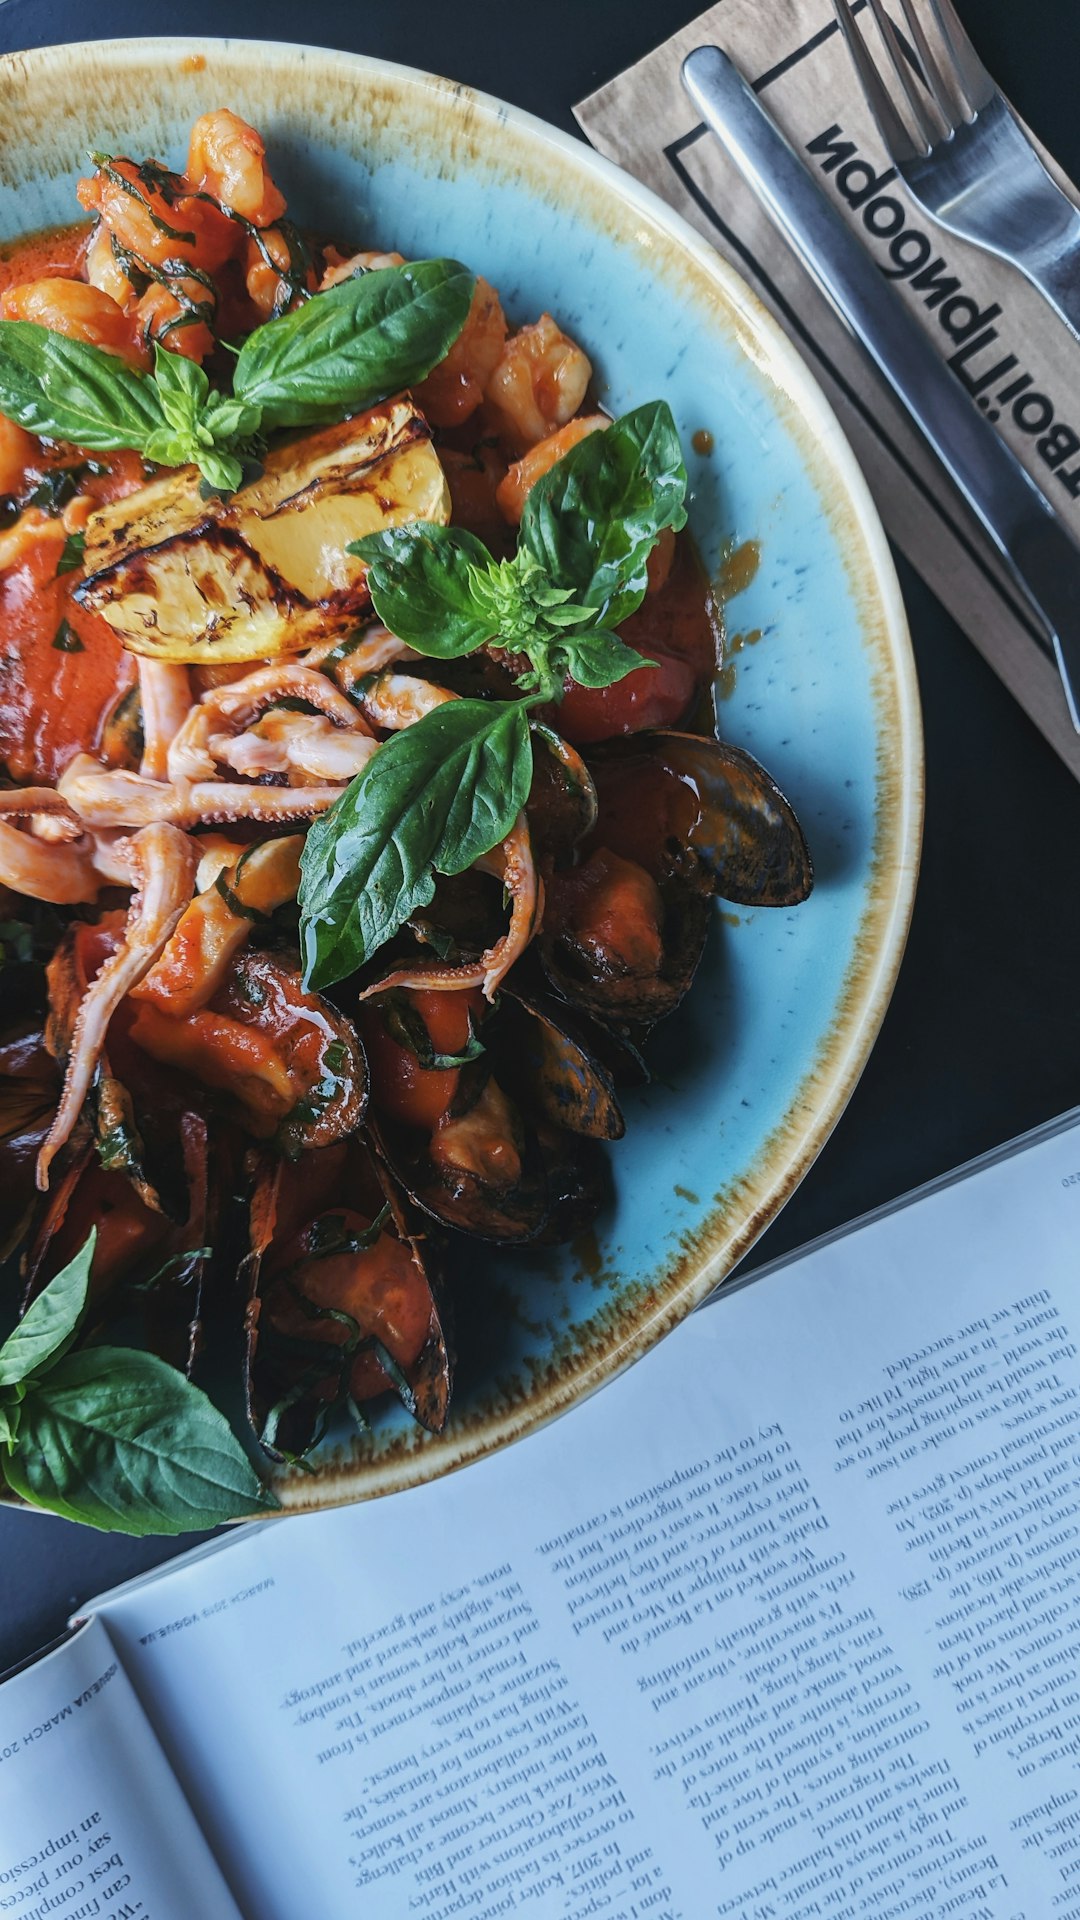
(357, 982), (619, 1244)
(128, 947), (368, 1156)
(541, 729), (813, 1028)
(0, 1012), (59, 1268)
(242, 1138), (451, 1459)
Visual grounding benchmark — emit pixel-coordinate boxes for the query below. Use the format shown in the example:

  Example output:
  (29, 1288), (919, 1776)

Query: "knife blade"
(682, 44), (1080, 734)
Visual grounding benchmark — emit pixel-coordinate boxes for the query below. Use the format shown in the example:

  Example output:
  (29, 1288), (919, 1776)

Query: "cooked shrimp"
(139, 660), (192, 781)
(77, 155), (234, 274)
(243, 226), (316, 321)
(484, 314), (592, 454)
(83, 219), (135, 307)
(0, 277), (143, 368)
(133, 280), (216, 363)
(495, 413), (608, 524)
(319, 248), (405, 290)
(358, 814), (541, 1002)
(414, 277), (507, 428)
(187, 110), (286, 228)
(36, 822), (197, 1189)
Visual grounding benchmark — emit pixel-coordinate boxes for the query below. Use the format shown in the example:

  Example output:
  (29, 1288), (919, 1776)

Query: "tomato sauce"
(0, 219), (149, 783)
(0, 539), (136, 783)
(0, 220), (87, 294)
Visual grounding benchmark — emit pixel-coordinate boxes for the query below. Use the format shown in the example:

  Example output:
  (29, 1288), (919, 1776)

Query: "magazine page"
(0, 1613), (243, 1919)
(93, 1114), (1080, 1920)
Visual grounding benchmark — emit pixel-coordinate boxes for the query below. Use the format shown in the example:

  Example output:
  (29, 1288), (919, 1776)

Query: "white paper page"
(0, 1614), (242, 1919)
(95, 1118), (1080, 1920)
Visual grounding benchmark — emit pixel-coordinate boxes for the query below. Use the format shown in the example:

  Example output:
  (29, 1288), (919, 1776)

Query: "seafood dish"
(0, 109), (812, 1533)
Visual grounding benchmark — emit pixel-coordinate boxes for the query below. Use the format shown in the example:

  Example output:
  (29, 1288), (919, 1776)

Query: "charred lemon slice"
(76, 395), (449, 664)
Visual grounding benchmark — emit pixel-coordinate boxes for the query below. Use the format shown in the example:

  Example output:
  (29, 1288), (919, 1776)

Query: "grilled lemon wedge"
(76, 395), (449, 664)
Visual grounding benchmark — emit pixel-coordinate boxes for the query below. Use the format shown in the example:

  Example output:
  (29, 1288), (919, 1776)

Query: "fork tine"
(923, 0), (996, 115)
(865, 0), (941, 154)
(831, 0), (925, 165)
(893, 0), (969, 134)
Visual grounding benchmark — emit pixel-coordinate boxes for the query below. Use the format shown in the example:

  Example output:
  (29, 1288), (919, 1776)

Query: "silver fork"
(833, 0), (1080, 340)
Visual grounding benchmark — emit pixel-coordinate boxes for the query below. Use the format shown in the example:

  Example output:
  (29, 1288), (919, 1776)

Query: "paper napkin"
(576, 0), (1080, 779)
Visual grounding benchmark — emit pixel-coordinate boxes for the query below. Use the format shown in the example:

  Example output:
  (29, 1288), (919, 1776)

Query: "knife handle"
(681, 45), (1080, 731)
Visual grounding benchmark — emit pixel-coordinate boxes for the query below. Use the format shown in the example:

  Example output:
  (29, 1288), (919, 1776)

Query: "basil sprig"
(0, 1232), (278, 1533)
(351, 401), (688, 698)
(0, 257), (475, 494)
(300, 402), (689, 991)
(299, 699), (532, 991)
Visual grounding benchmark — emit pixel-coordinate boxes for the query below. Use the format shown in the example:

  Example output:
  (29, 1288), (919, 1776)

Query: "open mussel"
(0, 1013), (59, 1268)
(128, 946), (368, 1156)
(242, 1138), (451, 1460)
(541, 729), (813, 1028)
(357, 982), (617, 1244)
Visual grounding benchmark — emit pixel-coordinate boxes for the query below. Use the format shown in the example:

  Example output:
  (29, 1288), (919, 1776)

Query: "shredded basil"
(52, 617), (84, 653)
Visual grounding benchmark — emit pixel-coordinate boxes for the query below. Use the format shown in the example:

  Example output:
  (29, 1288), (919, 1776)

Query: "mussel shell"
(540, 730), (811, 1027)
(0, 1018), (59, 1265)
(526, 725), (598, 862)
(373, 1105), (552, 1245)
(137, 1113), (211, 1376)
(405, 867), (506, 965)
(532, 1131), (611, 1246)
(99, 683), (144, 770)
(541, 885), (711, 1029)
(243, 1141), (451, 1459)
(586, 730), (813, 907)
(500, 986), (624, 1141)
(46, 920), (187, 1218)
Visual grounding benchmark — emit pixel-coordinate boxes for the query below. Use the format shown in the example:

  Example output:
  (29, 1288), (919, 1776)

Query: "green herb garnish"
(350, 401), (686, 701)
(298, 404), (688, 991)
(56, 529), (86, 576)
(0, 1231), (277, 1533)
(298, 697), (533, 991)
(0, 256), (476, 495)
(52, 617), (84, 652)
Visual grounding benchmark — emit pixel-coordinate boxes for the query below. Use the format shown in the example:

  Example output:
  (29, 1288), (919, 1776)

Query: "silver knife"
(682, 44), (1080, 734)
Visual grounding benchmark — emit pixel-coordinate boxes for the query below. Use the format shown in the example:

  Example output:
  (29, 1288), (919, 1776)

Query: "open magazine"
(1, 1109), (1078, 1920)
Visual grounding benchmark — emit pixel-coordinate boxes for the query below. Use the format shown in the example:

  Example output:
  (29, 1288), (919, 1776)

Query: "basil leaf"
(194, 446), (246, 494)
(56, 529), (86, 576)
(0, 1230), (95, 1388)
(203, 391), (262, 442)
(520, 400), (688, 627)
(4, 1347), (276, 1534)
(554, 630), (655, 689)
(152, 342), (210, 429)
(233, 258), (477, 430)
(350, 523), (497, 655)
(0, 320), (166, 451)
(298, 699), (532, 990)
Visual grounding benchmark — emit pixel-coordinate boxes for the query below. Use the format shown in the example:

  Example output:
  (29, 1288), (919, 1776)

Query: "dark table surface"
(2, 0), (1078, 1673)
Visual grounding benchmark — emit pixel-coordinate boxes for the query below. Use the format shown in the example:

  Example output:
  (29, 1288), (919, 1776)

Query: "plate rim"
(0, 35), (924, 1517)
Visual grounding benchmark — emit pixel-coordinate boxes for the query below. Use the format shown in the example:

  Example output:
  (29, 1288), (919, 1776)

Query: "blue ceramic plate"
(0, 40), (922, 1510)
